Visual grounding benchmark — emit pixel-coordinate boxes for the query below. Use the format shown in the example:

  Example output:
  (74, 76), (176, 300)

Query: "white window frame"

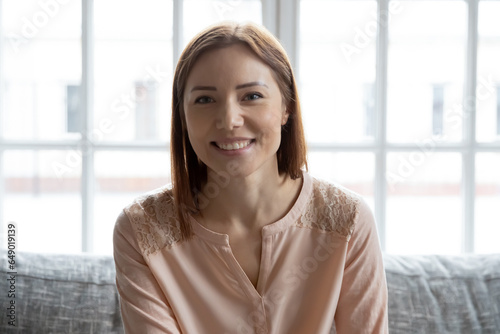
(0, 0), (499, 253)
(287, 0), (500, 253)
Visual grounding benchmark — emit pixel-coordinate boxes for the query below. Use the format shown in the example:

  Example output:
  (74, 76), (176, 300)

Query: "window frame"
(1, 0), (499, 253)
(294, 0), (500, 253)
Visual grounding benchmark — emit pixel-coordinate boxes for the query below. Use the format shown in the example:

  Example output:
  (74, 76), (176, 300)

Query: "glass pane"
(387, 1), (467, 143)
(183, 0), (262, 46)
(299, 0), (377, 143)
(475, 153), (500, 253)
(94, 150), (170, 254)
(2, 0), (81, 140)
(94, 0), (173, 142)
(386, 152), (462, 254)
(308, 152), (375, 210)
(3, 150), (82, 253)
(476, 1), (500, 143)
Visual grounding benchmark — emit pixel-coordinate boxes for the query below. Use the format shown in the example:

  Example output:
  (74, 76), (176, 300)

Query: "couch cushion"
(0, 252), (123, 334)
(384, 254), (500, 334)
(2, 251), (499, 333)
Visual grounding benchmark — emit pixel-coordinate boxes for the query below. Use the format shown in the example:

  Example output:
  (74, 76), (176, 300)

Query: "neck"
(197, 167), (302, 234)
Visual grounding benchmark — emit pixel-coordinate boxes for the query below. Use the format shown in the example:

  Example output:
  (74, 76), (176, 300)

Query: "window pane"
(475, 153), (500, 253)
(94, 0), (173, 142)
(3, 150), (82, 253)
(94, 150), (170, 254)
(308, 152), (375, 209)
(386, 152), (462, 254)
(2, 0), (81, 140)
(387, 1), (467, 143)
(183, 0), (262, 46)
(299, 0), (377, 143)
(476, 1), (500, 143)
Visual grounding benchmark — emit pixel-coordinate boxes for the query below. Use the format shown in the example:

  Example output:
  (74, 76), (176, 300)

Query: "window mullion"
(262, 0), (278, 36)
(82, 0), (95, 253)
(375, 0), (389, 251)
(173, 0), (183, 69)
(463, 0), (479, 253)
(277, 0), (299, 71)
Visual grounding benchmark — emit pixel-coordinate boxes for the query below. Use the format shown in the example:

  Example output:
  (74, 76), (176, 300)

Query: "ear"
(281, 103), (289, 125)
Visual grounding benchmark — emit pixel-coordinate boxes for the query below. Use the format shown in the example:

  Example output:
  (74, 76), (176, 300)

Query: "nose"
(216, 100), (244, 130)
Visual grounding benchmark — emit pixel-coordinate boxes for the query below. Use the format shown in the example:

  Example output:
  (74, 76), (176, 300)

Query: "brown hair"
(170, 21), (307, 241)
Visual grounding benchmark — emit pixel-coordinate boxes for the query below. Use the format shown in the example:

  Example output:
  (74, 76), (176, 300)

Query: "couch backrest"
(1, 251), (499, 333)
(0, 252), (124, 334)
(383, 253), (500, 334)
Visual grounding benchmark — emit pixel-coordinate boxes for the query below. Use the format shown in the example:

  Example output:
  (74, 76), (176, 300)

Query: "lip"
(210, 138), (255, 155)
(212, 137), (254, 145)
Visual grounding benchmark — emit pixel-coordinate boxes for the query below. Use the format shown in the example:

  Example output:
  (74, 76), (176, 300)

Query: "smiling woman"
(113, 21), (388, 334)
(184, 44), (287, 184)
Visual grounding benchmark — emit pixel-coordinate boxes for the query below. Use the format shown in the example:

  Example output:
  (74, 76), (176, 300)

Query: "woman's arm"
(113, 211), (182, 334)
(334, 197), (389, 334)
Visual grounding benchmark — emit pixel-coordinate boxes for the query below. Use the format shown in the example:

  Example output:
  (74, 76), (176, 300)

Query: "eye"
(244, 92), (263, 101)
(194, 96), (214, 104)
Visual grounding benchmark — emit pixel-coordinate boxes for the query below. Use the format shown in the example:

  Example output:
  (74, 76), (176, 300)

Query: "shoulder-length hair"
(171, 21), (307, 241)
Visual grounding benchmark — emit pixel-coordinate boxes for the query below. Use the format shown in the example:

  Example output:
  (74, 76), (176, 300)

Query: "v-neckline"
(189, 216), (269, 298)
(227, 233), (262, 290)
(226, 235), (266, 297)
(187, 172), (313, 298)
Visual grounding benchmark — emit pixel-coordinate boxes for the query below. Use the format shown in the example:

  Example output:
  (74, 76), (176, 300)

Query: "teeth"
(216, 140), (251, 151)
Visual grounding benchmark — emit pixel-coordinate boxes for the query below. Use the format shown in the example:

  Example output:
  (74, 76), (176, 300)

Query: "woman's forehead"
(186, 45), (277, 88)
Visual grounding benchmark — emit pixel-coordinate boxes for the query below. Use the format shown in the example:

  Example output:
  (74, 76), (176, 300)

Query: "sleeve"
(334, 197), (389, 334)
(113, 210), (182, 334)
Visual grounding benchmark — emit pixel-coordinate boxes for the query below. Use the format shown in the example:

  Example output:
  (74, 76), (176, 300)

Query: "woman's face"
(183, 43), (288, 178)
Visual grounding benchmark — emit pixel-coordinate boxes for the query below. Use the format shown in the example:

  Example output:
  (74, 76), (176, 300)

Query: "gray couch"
(1, 252), (499, 333)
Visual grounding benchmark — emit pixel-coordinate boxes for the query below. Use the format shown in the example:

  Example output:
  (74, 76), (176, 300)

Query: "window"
(299, 0), (500, 254)
(67, 85), (81, 133)
(497, 86), (500, 136)
(364, 83), (376, 137)
(1, 0), (499, 255)
(0, 0), (262, 255)
(134, 81), (158, 140)
(432, 84), (444, 136)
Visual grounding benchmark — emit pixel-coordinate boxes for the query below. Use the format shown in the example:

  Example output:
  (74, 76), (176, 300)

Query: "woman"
(114, 21), (388, 334)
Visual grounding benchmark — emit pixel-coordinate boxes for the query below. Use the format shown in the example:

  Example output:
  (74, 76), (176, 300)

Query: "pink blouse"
(113, 172), (388, 333)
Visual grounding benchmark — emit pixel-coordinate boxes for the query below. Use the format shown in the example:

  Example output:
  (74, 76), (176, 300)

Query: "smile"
(214, 140), (253, 151)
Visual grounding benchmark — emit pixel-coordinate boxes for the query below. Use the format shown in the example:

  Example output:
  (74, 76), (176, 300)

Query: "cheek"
(184, 109), (195, 131)
(184, 114), (206, 149)
(257, 108), (283, 139)
(185, 110), (206, 133)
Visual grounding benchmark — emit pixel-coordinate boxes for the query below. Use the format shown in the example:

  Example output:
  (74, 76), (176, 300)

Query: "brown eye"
(244, 93), (263, 101)
(195, 96), (214, 104)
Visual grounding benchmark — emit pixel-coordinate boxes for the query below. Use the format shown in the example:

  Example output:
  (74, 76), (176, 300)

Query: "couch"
(1, 251), (499, 333)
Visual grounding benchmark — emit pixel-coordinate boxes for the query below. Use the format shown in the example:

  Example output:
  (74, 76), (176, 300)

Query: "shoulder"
(121, 185), (184, 256)
(296, 176), (365, 240)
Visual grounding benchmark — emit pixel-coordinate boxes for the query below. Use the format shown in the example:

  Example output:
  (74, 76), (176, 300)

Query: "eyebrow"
(190, 81), (269, 92)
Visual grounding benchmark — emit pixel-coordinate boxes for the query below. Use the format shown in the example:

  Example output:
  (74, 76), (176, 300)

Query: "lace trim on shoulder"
(124, 188), (183, 256)
(295, 178), (361, 240)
